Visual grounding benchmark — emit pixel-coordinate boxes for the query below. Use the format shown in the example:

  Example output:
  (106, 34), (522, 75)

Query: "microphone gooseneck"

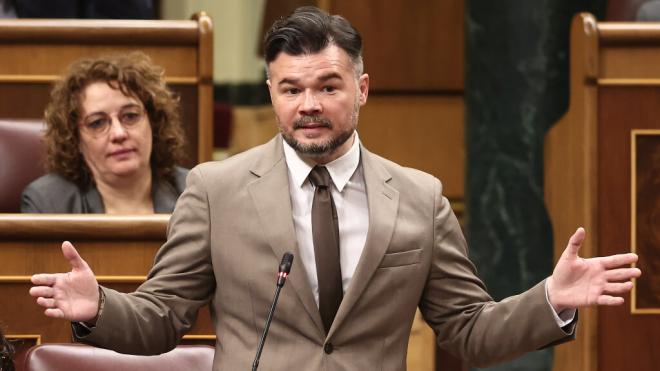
(252, 252), (294, 371)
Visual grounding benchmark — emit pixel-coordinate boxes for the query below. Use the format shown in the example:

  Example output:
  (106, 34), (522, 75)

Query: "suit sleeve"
(76, 167), (216, 354)
(418, 178), (573, 367)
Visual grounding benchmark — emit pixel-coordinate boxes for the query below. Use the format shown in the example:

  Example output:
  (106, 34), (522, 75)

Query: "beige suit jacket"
(81, 135), (571, 370)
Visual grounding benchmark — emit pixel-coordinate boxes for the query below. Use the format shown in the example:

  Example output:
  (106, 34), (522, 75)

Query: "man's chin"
(293, 143), (334, 157)
(282, 130), (354, 161)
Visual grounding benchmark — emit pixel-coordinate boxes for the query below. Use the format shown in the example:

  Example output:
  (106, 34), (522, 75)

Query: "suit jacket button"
(324, 342), (334, 354)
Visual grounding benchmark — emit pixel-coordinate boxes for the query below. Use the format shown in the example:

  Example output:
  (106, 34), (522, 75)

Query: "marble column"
(465, 1), (605, 370)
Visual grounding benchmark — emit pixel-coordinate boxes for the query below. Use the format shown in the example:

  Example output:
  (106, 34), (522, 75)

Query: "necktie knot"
(309, 166), (332, 188)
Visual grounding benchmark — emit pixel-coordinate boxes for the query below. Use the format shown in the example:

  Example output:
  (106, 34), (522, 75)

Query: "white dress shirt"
(283, 132), (368, 306)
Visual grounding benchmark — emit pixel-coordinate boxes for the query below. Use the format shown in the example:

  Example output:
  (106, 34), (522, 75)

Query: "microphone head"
(279, 252), (294, 274)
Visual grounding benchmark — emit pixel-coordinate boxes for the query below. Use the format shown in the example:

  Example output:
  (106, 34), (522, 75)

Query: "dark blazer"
(77, 136), (572, 370)
(20, 167), (188, 213)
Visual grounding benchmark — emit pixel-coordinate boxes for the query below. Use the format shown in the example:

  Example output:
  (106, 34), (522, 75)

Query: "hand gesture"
(547, 227), (641, 313)
(29, 241), (100, 322)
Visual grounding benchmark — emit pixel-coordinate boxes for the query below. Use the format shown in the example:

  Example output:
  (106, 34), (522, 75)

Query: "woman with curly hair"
(21, 52), (188, 213)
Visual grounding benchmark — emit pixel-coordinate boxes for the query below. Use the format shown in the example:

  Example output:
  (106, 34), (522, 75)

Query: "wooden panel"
(330, 0), (464, 92)
(597, 87), (660, 371)
(597, 22), (660, 80)
(546, 13), (600, 371)
(171, 84), (199, 169)
(0, 45), (198, 78)
(600, 47), (660, 79)
(358, 95), (465, 201)
(631, 131), (660, 313)
(0, 215), (214, 345)
(0, 85), (50, 118)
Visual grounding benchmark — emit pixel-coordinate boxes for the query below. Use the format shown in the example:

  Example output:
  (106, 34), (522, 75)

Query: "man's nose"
(300, 90), (322, 114)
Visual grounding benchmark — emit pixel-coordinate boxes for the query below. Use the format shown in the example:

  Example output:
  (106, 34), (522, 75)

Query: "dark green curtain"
(465, 1), (606, 370)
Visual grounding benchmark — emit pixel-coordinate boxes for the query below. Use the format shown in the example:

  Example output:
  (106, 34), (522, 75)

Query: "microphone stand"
(252, 253), (293, 371)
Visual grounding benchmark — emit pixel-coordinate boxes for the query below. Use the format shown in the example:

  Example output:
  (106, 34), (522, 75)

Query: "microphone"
(252, 252), (294, 371)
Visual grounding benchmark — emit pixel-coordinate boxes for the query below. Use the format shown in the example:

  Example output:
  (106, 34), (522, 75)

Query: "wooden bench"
(545, 12), (660, 371)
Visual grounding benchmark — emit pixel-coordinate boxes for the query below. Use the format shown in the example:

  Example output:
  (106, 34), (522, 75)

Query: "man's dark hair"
(264, 6), (363, 74)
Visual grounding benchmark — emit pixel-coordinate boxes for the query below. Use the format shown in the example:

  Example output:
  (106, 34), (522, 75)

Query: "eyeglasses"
(79, 106), (146, 138)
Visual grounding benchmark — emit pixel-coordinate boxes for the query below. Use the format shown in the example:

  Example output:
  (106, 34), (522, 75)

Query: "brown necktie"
(309, 166), (343, 334)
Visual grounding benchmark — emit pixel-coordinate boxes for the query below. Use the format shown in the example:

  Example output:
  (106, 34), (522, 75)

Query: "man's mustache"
(293, 115), (332, 129)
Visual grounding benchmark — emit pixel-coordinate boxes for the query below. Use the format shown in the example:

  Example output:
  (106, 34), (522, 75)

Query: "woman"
(21, 52), (188, 213)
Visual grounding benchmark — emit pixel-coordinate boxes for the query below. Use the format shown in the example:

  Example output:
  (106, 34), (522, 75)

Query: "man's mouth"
(293, 115), (331, 129)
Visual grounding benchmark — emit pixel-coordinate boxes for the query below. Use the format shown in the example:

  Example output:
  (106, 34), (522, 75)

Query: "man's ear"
(266, 79), (274, 100)
(358, 74), (369, 106)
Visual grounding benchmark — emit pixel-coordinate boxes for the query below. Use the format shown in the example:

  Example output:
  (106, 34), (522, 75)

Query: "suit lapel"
(329, 147), (399, 337)
(247, 136), (325, 336)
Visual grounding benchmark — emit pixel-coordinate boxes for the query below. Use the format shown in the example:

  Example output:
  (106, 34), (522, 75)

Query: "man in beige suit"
(30, 6), (641, 370)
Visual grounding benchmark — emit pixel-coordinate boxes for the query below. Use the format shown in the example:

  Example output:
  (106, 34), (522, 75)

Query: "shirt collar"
(282, 131), (361, 192)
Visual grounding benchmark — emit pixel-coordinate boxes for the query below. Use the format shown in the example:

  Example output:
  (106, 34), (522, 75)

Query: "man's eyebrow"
(277, 77), (299, 86)
(318, 72), (342, 82)
(277, 72), (343, 86)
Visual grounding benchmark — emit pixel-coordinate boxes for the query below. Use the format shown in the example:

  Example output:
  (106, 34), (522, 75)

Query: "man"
(30, 6), (640, 370)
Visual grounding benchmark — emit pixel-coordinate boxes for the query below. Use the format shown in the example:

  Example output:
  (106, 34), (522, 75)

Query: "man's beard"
(280, 113), (357, 158)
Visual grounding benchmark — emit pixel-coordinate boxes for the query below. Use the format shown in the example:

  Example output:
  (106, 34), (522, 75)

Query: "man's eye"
(322, 86), (336, 93)
(286, 88), (300, 95)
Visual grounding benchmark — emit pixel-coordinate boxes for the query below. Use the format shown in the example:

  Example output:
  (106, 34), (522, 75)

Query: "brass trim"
(0, 19), (199, 45)
(182, 335), (216, 340)
(0, 74), (197, 84)
(163, 77), (198, 85)
(630, 129), (660, 314)
(632, 129), (638, 314)
(0, 74), (57, 83)
(599, 78), (660, 86)
(632, 308), (660, 314)
(6, 334), (41, 345)
(0, 275), (146, 283)
(0, 213), (169, 239)
(0, 275), (32, 283)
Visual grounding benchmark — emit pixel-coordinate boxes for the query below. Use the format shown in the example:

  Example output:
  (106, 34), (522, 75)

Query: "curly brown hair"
(43, 51), (186, 187)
